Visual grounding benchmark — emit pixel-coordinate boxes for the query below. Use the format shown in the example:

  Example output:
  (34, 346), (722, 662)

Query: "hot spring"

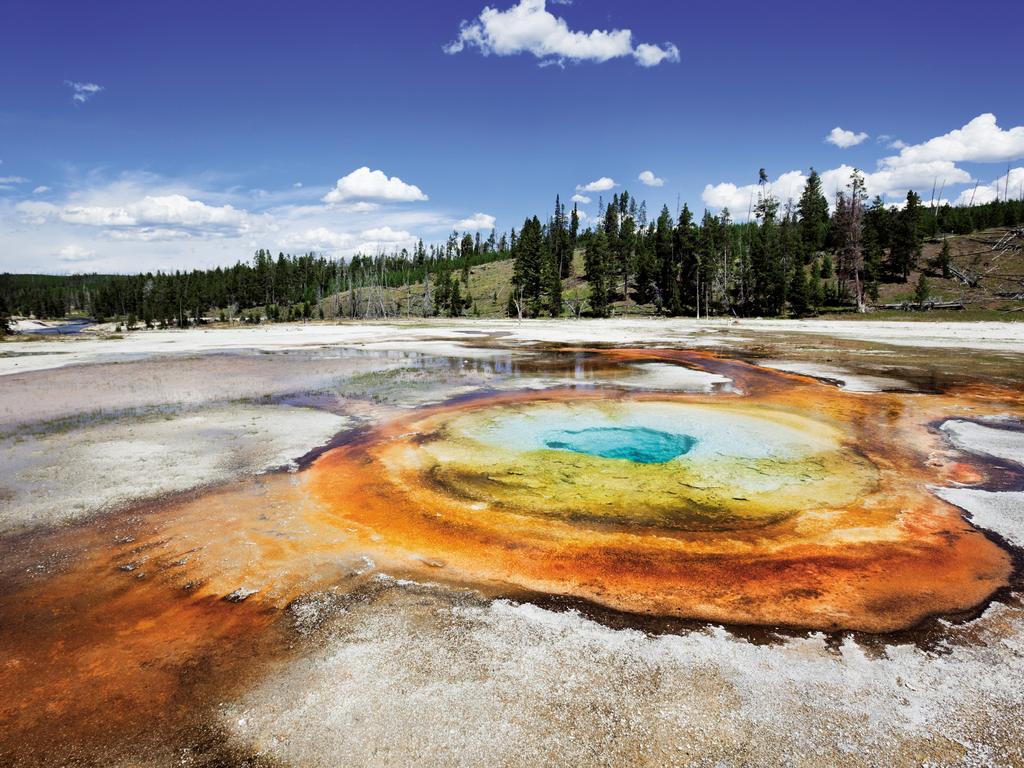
(308, 350), (1014, 631)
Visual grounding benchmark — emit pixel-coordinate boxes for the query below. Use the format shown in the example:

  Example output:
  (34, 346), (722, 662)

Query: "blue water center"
(543, 426), (697, 464)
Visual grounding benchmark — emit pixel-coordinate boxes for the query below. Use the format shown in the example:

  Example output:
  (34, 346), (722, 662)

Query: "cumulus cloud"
(576, 176), (615, 193)
(2, 171), (459, 271)
(633, 43), (679, 68)
(65, 81), (104, 103)
(570, 193), (590, 204)
(322, 167), (428, 204)
(703, 113), (1024, 219)
(16, 193), (256, 240)
(955, 167), (1024, 206)
(702, 170), (810, 217)
(826, 127), (869, 148)
(897, 113), (1024, 165)
(456, 212), (497, 231)
(444, 0), (679, 68)
(638, 170), (665, 187)
(32, 185), (50, 194)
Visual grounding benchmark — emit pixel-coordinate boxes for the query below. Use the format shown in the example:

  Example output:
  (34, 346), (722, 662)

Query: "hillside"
(874, 227), (1024, 312)
(322, 227), (1024, 320)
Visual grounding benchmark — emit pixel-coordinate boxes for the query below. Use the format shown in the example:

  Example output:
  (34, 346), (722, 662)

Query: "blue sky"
(2, 0), (1023, 272)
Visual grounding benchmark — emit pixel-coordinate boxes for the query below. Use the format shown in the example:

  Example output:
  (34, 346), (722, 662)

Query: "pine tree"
(832, 170), (869, 310)
(891, 190), (923, 281)
(585, 228), (611, 317)
(788, 262), (810, 317)
(932, 239), (952, 279)
(511, 217), (544, 316)
(0, 293), (12, 336)
(797, 168), (830, 258)
(674, 204), (699, 313)
(654, 205), (677, 312)
(542, 236), (562, 317)
(448, 278), (463, 317)
(914, 274), (930, 307)
(749, 191), (786, 315)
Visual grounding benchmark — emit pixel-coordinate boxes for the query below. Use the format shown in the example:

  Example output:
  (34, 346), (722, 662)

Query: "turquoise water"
(543, 426), (697, 464)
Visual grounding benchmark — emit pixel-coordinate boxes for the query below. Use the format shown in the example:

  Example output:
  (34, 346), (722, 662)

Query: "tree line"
(2, 170), (1022, 330)
(508, 171), (1023, 319)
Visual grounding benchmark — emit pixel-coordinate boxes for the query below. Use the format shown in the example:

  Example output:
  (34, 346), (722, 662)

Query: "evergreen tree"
(618, 213), (636, 300)
(654, 205), (677, 312)
(569, 204), (580, 256)
(931, 238), (952, 279)
(585, 228), (611, 317)
(634, 222), (657, 305)
(674, 204), (699, 313)
(832, 170), (869, 310)
(914, 274), (930, 307)
(797, 168), (830, 258)
(862, 197), (887, 301)
(542, 236), (562, 317)
(511, 217), (544, 316)
(748, 191), (786, 315)
(788, 262), (810, 317)
(891, 190), (923, 281)
(0, 293), (11, 336)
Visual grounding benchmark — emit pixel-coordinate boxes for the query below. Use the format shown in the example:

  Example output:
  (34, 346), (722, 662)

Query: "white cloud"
(360, 226), (414, 242)
(16, 193), (257, 240)
(65, 81), (104, 103)
(570, 193), (590, 204)
(338, 201), (379, 213)
(13, 201), (58, 225)
(826, 127), (869, 148)
(281, 227), (354, 253)
(322, 167), (428, 204)
(633, 43), (679, 68)
(896, 113), (1024, 165)
(56, 244), (95, 262)
(703, 114), (1024, 219)
(955, 167), (1024, 206)
(444, 0), (679, 68)
(576, 176), (615, 193)
(455, 212), (496, 231)
(0, 175), (29, 190)
(638, 170), (665, 187)
(702, 170), (810, 217)
(292, 181), (303, 188)
(32, 185), (50, 194)
(1, 171), (458, 271)
(355, 226), (417, 254)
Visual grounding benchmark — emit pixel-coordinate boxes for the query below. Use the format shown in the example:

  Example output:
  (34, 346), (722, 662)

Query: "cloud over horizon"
(703, 113), (1024, 219)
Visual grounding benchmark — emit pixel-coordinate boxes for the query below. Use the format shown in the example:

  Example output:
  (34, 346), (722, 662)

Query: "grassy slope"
(321, 228), (1023, 321)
